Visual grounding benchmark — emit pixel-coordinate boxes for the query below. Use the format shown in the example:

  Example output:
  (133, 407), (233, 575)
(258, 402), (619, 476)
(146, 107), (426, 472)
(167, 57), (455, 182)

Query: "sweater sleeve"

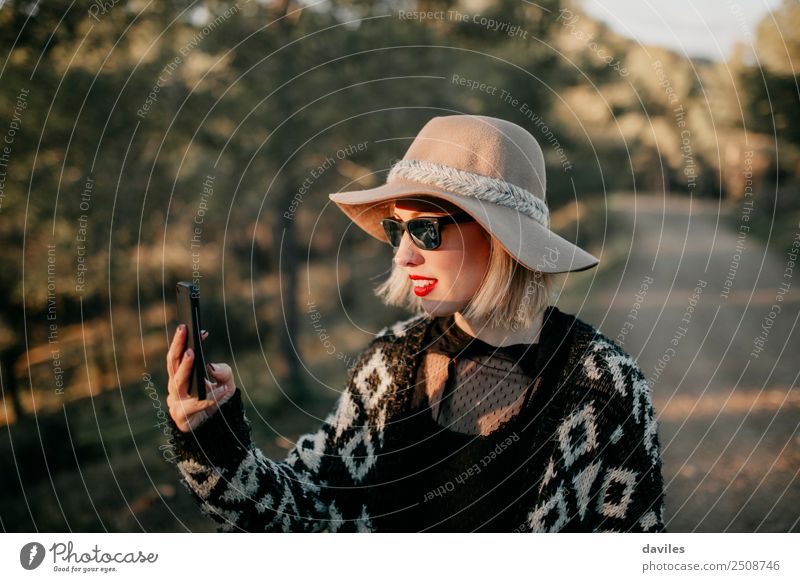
(525, 339), (667, 533)
(169, 344), (381, 533)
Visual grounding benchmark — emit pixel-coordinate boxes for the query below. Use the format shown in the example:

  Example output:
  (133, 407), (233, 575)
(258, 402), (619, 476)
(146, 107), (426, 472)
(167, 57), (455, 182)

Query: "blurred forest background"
(0, 0), (798, 532)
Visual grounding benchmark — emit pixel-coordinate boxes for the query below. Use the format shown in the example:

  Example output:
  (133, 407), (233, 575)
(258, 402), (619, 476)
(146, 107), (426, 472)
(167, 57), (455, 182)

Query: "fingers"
(169, 391), (208, 431)
(167, 324), (187, 377)
(217, 388), (235, 407)
(190, 384), (235, 428)
(206, 380), (235, 405)
(206, 362), (232, 384)
(171, 348), (195, 398)
(165, 323), (233, 432)
(167, 328), (208, 377)
(170, 382), (235, 433)
(173, 383), (227, 417)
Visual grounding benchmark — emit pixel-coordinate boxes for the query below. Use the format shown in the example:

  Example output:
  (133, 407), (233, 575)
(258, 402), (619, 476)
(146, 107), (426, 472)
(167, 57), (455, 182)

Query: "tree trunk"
(273, 214), (310, 403)
(1, 349), (25, 423)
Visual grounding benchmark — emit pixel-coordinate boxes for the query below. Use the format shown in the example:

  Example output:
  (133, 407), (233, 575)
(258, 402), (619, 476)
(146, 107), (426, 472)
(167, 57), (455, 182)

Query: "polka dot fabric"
(416, 316), (540, 436)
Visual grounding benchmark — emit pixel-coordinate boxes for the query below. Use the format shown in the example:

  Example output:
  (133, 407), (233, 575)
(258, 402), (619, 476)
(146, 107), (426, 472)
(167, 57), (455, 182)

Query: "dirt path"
(560, 193), (800, 532)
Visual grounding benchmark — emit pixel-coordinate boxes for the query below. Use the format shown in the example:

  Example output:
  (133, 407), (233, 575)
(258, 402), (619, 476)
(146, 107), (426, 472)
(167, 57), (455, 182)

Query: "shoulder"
(334, 313), (431, 437)
(565, 314), (660, 462)
(374, 312), (430, 342)
(567, 314), (646, 389)
(555, 313), (652, 426)
(344, 312), (430, 383)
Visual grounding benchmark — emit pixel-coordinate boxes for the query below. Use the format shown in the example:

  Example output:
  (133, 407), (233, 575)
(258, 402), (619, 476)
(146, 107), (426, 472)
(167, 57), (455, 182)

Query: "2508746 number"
(731, 560), (780, 571)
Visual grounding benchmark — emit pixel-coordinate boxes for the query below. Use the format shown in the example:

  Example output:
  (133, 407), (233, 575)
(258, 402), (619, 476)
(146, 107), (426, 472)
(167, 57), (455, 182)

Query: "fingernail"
(186, 348), (193, 358)
(208, 363), (216, 370)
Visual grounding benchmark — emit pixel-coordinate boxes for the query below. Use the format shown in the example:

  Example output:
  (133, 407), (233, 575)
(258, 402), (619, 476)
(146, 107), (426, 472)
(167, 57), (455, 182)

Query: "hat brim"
(329, 178), (599, 274)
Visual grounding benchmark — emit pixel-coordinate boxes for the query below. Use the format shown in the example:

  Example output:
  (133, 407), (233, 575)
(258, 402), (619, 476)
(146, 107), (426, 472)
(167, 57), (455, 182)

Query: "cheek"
(466, 229), (492, 264)
(426, 251), (462, 278)
(475, 234), (492, 264)
(448, 234), (491, 288)
(468, 240), (491, 283)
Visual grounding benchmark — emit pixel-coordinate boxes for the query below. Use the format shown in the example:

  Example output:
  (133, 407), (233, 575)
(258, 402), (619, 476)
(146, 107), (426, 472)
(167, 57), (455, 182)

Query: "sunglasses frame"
(380, 210), (476, 251)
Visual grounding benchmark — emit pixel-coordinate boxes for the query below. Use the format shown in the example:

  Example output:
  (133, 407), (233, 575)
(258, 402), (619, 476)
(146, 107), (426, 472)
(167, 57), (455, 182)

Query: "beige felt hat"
(328, 114), (599, 274)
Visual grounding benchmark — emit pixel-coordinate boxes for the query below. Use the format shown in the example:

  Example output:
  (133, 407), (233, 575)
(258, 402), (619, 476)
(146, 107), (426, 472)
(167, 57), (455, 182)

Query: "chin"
(419, 298), (465, 318)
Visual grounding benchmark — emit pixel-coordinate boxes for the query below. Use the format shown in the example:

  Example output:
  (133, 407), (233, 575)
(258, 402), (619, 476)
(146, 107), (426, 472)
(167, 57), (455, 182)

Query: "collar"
(382, 306), (579, 422)
(425, 312), (541, 379)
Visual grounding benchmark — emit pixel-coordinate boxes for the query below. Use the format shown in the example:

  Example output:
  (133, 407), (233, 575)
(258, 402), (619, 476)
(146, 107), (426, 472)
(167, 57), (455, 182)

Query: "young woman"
(165, 114), (666, 532)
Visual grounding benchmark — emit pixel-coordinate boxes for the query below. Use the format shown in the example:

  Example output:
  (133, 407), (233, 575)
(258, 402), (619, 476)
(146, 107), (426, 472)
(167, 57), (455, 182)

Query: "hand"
(166, 325), (236, 433)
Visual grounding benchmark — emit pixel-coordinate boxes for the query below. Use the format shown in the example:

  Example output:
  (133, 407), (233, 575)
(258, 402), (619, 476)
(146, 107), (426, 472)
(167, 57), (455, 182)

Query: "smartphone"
(175, 281), (207, 400)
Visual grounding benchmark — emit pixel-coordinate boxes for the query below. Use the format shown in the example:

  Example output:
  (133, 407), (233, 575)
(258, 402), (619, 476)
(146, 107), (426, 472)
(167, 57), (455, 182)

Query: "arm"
(169, 386), (363, 532)
(584, 355), (666, 532)
(167, 328), (381, 532)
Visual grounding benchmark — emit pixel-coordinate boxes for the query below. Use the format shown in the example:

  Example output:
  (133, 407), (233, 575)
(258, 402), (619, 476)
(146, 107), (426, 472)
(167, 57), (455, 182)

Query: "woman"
(166, 114), (666, 532)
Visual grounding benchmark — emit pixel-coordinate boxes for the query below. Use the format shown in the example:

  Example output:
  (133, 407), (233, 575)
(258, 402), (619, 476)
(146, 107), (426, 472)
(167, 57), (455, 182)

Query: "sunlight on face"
(392, 198), (491, 317)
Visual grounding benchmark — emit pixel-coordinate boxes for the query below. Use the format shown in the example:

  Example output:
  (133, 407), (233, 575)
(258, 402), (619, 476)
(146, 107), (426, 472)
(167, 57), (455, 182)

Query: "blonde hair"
(373, 199), (558, 331)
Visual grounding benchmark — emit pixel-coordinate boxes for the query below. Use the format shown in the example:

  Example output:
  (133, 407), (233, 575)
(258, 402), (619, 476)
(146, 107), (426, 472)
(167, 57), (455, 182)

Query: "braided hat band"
(387, 159), (550, 229)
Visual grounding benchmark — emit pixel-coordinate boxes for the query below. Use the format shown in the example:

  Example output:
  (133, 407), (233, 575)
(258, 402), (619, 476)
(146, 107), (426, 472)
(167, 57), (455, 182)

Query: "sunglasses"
(380, 211), (476, 250)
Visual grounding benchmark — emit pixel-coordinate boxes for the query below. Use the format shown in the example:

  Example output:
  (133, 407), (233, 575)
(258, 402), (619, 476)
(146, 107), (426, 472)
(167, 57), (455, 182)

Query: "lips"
(409, 275), (437, 297)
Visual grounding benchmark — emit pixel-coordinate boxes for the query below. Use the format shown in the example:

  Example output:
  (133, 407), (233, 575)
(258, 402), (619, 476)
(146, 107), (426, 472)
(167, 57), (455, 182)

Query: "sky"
(578, 0), (783, 61)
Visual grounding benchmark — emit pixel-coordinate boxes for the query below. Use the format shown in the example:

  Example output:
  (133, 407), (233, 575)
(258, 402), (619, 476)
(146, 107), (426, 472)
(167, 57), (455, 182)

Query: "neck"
(453, 309), (545, 347)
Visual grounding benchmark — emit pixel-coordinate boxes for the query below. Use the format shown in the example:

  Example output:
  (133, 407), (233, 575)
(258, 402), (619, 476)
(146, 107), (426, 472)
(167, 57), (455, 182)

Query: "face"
(391, 199), (492, 317)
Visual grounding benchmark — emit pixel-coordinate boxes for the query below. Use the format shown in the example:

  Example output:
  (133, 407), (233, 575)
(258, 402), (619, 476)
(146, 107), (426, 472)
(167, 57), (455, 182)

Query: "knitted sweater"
(169, 305), (666, 532)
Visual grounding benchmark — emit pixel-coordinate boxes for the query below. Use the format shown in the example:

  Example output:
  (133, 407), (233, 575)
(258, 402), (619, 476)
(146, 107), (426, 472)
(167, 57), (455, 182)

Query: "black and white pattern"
(170, 307), (666, 532)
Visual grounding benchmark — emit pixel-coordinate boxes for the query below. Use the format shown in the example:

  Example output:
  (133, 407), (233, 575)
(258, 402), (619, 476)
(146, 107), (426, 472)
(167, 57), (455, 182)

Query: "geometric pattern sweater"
(169, 305), (667, 532)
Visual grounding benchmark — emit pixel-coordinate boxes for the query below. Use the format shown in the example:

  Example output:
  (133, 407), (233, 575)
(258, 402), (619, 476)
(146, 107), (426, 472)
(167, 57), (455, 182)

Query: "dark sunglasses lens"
(408, 219), (439, 249)
(381, 220), (403, 247)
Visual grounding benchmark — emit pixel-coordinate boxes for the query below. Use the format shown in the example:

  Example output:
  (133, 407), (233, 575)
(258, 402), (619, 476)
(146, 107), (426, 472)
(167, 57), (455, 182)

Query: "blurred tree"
(754, 0), (800, 77)
(741, 0), (800, 148)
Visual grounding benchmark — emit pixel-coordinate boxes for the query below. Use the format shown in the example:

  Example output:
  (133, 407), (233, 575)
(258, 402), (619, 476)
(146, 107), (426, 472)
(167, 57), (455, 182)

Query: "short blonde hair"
(373, 199), (558, 331)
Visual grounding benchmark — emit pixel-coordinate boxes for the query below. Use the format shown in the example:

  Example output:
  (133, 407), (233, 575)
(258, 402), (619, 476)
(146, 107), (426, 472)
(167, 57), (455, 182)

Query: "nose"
(393, 232), (424, 268)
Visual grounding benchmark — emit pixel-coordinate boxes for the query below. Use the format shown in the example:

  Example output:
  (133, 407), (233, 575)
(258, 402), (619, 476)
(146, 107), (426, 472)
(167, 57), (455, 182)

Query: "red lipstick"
(409, 275), (438, 297)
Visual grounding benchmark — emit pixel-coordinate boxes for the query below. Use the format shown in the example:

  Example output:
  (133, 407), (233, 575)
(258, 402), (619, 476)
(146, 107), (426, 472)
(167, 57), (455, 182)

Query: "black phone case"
(175, 282), (207, 400)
